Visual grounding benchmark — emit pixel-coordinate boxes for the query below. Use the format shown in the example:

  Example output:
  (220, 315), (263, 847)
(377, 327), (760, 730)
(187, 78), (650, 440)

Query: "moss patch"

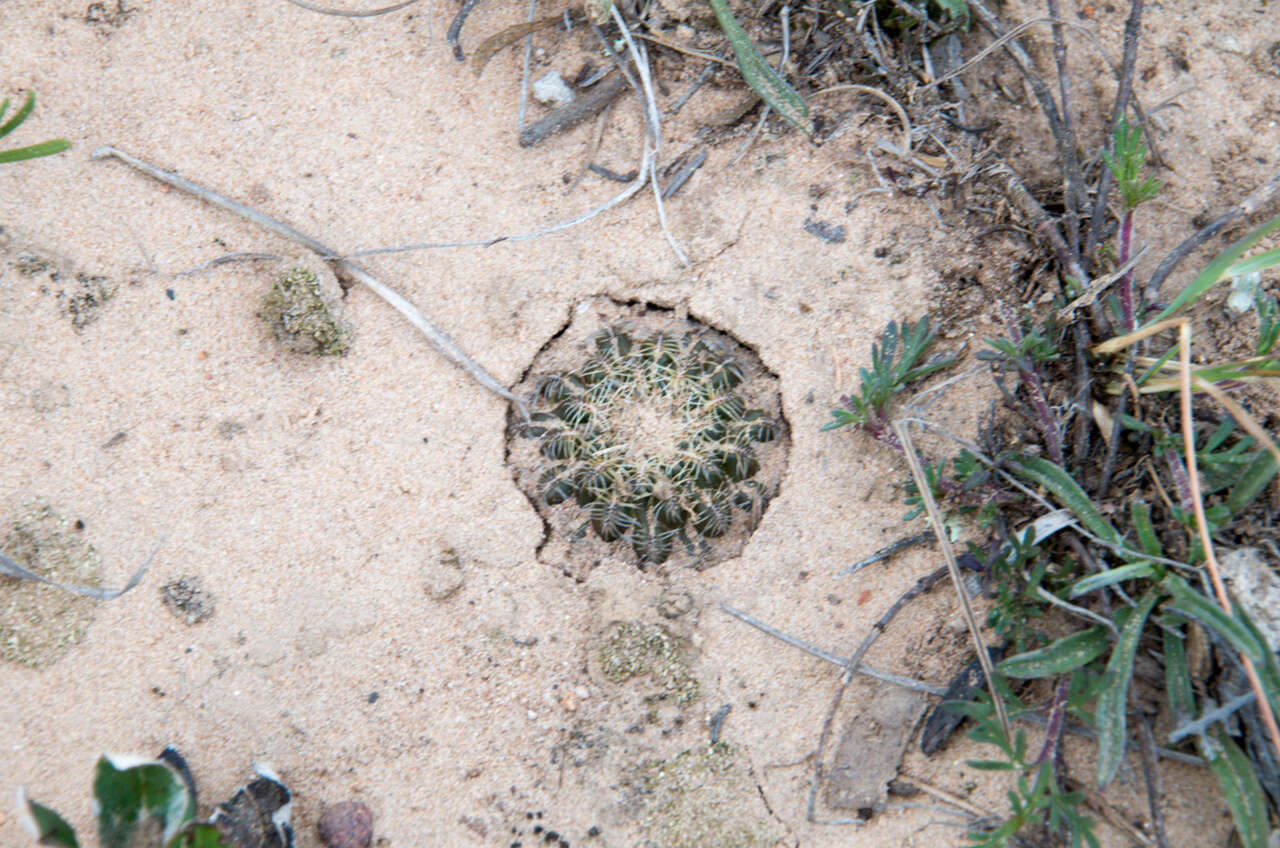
(598, 620), (699, 706)
(628, 743), (774, 848)
(0, 503), (101, 666)
(258, 265), (350, 356)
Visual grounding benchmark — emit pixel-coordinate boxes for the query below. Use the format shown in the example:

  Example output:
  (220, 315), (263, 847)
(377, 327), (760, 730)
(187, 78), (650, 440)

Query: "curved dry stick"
(282, 0), (421, 17)
(91, 145), (529, 420)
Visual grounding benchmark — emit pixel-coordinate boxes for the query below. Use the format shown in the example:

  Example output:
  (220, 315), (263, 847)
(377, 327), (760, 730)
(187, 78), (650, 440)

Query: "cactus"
(522, 327), (779, 566)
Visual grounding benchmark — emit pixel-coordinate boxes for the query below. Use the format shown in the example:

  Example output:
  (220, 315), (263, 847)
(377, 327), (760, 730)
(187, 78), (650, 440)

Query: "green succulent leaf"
(706, 0), (813, 135)
(1095, 590), (1160, 788)
(93, 754), (196, 848)
(998, 627), (1110, 679)
(21, 794), (80, 848)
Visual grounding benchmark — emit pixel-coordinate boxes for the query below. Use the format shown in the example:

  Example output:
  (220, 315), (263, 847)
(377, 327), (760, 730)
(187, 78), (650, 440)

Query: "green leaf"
(21, 794), (80, 847)
(0, 90), (36, 138)
(1005, 454), (1121, 547)
(706, 0), (813, 135)
(170, 823), (237, 848)
(1162, 575), (1265, 664)
(0, 138), (70, 163)
(1069, 562), (1156, 597)
(1202, 730), (1270, 848)
(998, 627), (1110, 678)
(93, 755), (196, 848)
(1130, 499), (1162, 557)
(1162, 616), (1196, 725)
(932, 0), (969, 20)
(967, 759), (1019, 771)
(1150, 213), (1280, 324)
(1226, 451), (1278, 517)
(1095, 590), (1160, 788)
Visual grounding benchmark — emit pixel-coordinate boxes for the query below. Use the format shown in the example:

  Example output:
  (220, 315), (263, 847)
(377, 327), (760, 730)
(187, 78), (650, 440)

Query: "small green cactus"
(522, 327), (779, 566)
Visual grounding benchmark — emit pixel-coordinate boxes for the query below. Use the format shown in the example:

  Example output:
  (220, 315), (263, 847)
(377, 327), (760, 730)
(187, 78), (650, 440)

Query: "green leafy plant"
(20, 753), (232, 848)
(823, 317), (954, 443)
(957, 684), (1098, 847)
(523, 328), (782, 566)
(1, 91), (70, 164)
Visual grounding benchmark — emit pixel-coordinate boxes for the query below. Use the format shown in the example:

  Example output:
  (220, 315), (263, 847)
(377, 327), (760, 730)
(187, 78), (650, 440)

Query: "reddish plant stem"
(1119, 209), (1136, 330)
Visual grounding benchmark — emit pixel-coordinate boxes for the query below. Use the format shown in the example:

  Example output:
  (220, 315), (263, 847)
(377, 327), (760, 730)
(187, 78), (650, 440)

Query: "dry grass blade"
(0, 541), (159, 600)
(811, 84), (912, 156)
(1178, 320), (1280, 765)
(282, 0), (421, 17)
(472, 13), (579, 77)
(91, 145), (529, 420)
(893, 419), (1011, 744)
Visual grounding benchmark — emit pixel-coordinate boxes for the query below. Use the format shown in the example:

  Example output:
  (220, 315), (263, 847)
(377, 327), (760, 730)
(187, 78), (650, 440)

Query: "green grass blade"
(1005, 454), (1121, 546)
(1149, 213), (1280, 324)
(1202, 730), (1270, 848)
(0, 138), (70, 163)
(1224, 246), (1280, 279)
(997, 627), (1110, 678)
(0, 90), (35, 138)
(1069, 562), (1157, 597)
(21, 795), (80, 847)
(1095, 590), (1160, 787)
(706, 0), (813, 135)
(0, 97), (10, 125)
(1227, 451), (1278, 517)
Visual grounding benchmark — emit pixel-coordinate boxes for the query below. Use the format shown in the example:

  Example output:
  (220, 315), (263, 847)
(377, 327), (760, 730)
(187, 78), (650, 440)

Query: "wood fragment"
(518, 72), (627, 148)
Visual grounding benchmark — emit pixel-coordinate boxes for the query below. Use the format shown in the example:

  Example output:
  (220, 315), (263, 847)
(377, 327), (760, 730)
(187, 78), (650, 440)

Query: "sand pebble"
(318, 801), (373, 848)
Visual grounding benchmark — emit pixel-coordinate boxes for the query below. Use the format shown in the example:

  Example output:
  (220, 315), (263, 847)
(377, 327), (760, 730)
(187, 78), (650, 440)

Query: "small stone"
(318, 801), (373, 848)
(532, 71), (575, 107)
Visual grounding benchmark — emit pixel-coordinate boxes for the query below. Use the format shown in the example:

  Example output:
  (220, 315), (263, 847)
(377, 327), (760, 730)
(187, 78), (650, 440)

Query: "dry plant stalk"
(1176, 321), (1280, 765)
(893, 419), (1012, 744)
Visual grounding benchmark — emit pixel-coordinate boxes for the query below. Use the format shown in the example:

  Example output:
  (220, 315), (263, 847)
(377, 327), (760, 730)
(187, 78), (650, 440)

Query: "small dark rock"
(318, 801), (373, 848)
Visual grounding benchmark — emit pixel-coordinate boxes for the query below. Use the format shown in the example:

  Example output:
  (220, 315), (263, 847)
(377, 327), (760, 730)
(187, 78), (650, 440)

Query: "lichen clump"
(525, 328), (779, 566)
(629, 743), (775, 848)
(0, 503), (101, 666)
(259, 266), (350, 356)
(598, 620), (699, 706)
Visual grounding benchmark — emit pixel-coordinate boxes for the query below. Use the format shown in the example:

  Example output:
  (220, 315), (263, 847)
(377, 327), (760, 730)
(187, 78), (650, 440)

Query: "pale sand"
(4, 0), (1277, 844)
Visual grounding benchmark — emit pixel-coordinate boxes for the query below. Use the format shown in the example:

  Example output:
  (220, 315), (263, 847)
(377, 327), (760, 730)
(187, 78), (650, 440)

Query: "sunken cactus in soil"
(522, 327), (779, 566)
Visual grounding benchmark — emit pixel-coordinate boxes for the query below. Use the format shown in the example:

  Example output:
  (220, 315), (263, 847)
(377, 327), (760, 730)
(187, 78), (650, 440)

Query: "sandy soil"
(3, 0), (1278, 845)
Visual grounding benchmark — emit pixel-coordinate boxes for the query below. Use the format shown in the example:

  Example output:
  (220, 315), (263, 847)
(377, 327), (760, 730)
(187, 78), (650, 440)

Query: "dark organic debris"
(519, 72), (628, 148)
(160, 575), (216, 625)
(802, 218), (846, 244)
